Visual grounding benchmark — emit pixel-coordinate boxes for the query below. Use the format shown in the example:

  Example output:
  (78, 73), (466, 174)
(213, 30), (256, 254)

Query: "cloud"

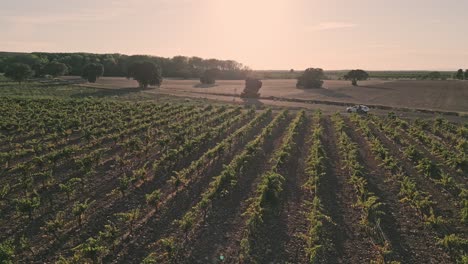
(311, 22), (357, 31)
(0, 0), (140, 25)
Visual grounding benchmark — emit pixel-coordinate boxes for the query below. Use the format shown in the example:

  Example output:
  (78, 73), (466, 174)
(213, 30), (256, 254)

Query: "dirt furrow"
(109, 114), (276, 264)
(344, 116), (451, 263)
(322, 116), (380, 263)
(181, 116), (290, 263)
(368, 120), (467, 235)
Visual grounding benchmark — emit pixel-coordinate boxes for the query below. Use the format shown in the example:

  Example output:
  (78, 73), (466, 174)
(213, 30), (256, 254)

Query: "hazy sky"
(1, 0), (467, 70)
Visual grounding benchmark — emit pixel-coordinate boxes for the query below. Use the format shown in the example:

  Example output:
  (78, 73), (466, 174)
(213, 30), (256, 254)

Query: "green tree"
(0, 58), (5, 73)
(44, 61), (68, 77)
(297, 68), (325, 89)
(426, 71), (442, 80)
(127, 61), (163, 88)
(200, 68), (220, 84)
(241, 78), (262, 98)
(344, 69), (369, 86)
(465, 69), (468, 80)
(68, 54), (85, 75)
(455, 69), (464, 80)
(8, 54), (48, 77)
(4, 63), (34, 84)
(81, 63), (104, 83)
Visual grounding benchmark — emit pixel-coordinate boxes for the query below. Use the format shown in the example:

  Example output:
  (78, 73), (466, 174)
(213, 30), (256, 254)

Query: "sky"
(0, 0), (467, 70)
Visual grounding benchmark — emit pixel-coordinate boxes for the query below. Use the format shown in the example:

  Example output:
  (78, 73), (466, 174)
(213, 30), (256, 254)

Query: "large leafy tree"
(296, 68), (325, 89)
(344, 69), (369, 86)
(81, 63), (104, 83)
(127, 61), (163, 88)
(44, 61), (68, 77)
(465, 69), (468, 80)
(9, 54), (48, 77)
(5, 63), (34, 84)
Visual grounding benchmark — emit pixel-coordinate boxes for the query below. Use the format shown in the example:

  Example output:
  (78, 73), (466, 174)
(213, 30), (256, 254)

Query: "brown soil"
(344, 116), (451, 263)
(183, 117), (289, 263)
(321, 116), (381, 263)
(68, 77), (468, 114)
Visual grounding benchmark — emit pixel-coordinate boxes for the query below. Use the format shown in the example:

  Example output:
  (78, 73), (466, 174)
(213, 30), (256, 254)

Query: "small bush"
(297, 68), (325, 89)
(240, 78), (262, 98)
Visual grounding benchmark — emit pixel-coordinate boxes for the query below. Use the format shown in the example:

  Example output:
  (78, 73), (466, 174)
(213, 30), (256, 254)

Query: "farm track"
(321, 116), (380, 263)
(344, 116), (451, 263)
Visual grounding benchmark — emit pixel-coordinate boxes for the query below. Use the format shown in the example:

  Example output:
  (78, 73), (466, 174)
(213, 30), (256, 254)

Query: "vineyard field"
(0, 97), (467, 263)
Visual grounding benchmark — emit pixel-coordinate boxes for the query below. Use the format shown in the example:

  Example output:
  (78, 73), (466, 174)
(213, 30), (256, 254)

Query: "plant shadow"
(193, 83), (218, 88)
(240, 97), (265, 108)
(358, 85), (394, 90)
(297, 87), (353, 99)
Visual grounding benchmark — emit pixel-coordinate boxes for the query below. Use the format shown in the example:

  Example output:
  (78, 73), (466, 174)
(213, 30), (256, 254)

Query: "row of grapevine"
(240, 111), (306, 262)
(301, 112), (334, 263)
(401, 117), (467, 175)
(0, 105), (220, 227)
(331, 113), (396, 263)
(143, 110), (289, 263)
(350, 114), (467, 263)
(54, 109), (259, 263)
(36, 106), (252, 257)
(369, 114), (467, 224)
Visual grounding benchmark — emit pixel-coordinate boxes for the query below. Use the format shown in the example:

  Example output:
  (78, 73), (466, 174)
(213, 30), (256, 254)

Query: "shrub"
(240, 78), (262, 98)
(5, 63), (34, 84)
(200, 68), (220, 84)
(126, 61), (163, 88)
(297, 68), (325, 89)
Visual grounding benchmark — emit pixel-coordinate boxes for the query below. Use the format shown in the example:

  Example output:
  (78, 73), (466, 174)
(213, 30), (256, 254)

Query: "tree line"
(0, 52), (251, 79)
(454, 69), (468, 80)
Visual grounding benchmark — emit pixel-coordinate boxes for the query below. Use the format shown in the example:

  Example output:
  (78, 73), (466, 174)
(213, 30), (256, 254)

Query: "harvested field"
(71, 77), (468, 114)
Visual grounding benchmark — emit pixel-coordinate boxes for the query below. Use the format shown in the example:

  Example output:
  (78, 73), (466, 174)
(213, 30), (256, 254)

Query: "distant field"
(75, 77), (468, 113)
